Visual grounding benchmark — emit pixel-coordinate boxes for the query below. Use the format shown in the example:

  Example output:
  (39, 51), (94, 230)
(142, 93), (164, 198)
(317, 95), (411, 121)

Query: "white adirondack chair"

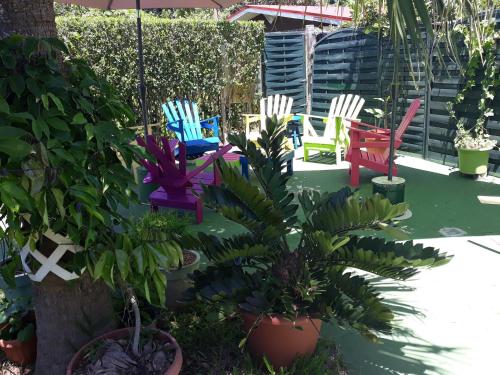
(299, 94), (365, 164)
(242, 94), (294, 141)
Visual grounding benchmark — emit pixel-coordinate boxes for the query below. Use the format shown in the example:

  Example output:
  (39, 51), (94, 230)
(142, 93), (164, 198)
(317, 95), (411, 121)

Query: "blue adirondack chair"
(162, 99), (221, 157)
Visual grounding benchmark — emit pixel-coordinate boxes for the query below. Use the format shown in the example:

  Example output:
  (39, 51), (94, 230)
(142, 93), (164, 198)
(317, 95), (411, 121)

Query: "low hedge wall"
(57, 16), (264, 131)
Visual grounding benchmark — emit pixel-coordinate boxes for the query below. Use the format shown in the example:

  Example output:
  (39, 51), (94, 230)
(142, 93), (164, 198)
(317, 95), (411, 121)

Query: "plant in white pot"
(133, 212), (200, 309)
(0, 35), (181, 374)
(449, 11), (499, 176)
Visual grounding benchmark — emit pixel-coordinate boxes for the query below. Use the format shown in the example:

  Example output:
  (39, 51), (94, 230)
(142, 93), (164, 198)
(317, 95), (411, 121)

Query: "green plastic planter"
(458, 148), (490, 175)
(372, 176), (405, 204)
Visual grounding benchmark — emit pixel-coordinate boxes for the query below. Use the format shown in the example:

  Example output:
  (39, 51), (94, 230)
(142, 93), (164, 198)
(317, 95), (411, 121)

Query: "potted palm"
(133, 212), (201, 308)
(185, 117), (451, 369)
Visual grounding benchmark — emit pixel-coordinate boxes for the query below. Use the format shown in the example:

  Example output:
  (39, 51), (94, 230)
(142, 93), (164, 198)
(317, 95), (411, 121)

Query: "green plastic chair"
(298, 94), (365, 164)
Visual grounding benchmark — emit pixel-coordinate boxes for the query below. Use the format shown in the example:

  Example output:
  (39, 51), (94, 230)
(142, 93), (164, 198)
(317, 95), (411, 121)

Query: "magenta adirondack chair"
(345, 99), (421, 186)
(137, 136), (231, 223)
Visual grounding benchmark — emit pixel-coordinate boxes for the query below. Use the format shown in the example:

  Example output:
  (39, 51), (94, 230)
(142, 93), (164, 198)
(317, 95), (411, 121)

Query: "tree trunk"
(0, 0), (57, 39)
(32, 273), (116, 375)
(1, 3), (118, 375)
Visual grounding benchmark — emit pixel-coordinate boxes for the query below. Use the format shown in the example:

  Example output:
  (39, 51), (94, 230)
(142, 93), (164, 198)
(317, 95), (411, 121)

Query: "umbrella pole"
(388, 53), (400, 181)
(136, 0), (148, 137)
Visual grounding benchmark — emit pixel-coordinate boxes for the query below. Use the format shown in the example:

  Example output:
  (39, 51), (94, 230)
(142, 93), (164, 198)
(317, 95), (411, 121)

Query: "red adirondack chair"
(137, 136), (231, 223)
(345, 99), (421, 186)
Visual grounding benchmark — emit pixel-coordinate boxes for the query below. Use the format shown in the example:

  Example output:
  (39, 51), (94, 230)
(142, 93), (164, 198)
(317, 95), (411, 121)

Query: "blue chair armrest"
(166, 119), (185, 141)
(200, 115), (220, 137)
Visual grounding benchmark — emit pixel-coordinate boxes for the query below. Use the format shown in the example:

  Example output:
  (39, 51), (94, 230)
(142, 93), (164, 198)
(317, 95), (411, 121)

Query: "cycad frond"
(310, 193), (407, 235)
(202, 161), (288, 235)
(228, 117), (298, 226)
(329, 236), (451, 280)
(321, 271), (394, 338)
(186, 233), (271, 264)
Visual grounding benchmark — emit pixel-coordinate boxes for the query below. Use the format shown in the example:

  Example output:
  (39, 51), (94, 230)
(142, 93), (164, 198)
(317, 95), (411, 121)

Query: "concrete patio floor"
(130, 149), (500, 374)
(326, 235), (500, 375)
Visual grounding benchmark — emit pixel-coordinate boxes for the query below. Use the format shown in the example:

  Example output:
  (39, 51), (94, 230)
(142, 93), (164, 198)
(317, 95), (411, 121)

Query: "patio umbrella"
(57, 0), (242, 137)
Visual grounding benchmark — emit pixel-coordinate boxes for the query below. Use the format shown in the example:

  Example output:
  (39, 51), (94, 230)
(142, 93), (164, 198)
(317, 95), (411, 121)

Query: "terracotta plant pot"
(241, 312), (322, 370)
(0, 335), (37, 365)
(66, 327), (183, 375)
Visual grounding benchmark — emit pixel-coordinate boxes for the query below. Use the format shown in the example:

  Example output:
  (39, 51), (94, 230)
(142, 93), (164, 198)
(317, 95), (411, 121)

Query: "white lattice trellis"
(20, 230), (83, 282)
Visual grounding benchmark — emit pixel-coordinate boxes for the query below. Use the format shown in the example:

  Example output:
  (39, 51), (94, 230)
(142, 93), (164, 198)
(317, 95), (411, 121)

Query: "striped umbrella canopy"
(57, 0), (243, 136)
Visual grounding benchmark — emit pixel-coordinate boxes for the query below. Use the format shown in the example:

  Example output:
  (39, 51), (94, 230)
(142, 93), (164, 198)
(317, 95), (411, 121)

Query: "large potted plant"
(185, 117), (451, 369)
(454, 123), (496, 175)
(449, 13), (499, 176)
(0, 296), (36, 365)
(0, 35), (181, 374)
(133, 212), (201, 308)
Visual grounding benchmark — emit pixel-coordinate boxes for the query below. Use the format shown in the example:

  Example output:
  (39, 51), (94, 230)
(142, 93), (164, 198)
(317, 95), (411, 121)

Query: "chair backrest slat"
(381, 98), (421, 159)
(396, 99), (421, 140)
(163, 99), (207, 142)
(191, 102), (203, 139)
(273, 94), (281, 115)
(325, 94), (365, 139)
(257, 94), (294, 134)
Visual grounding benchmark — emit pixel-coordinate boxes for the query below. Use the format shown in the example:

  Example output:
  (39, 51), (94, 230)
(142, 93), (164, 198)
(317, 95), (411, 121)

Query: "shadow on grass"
(303, 152), (339, 165)
(324, 278), (458, 375)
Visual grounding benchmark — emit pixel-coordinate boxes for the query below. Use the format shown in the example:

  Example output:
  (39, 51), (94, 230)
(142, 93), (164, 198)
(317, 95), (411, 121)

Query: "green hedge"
(57, 16), (264, 130)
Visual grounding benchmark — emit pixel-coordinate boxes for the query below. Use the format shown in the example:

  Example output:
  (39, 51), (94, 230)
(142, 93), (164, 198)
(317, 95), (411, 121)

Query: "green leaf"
(71, 112), (86, 125)
(143, 279), (151, 303)
(26, 78), (42, 97)
(93, 250), (114, 281)
(152, 270), (167, 306)
(133, 247), (145, 274)
(47, 92), (65, 114)
(0, 139), (31, 160)
(0, 126), (27, 138)
(9, 75), (25, 97)
(377, 223), (410, 241)
(47, 117), (69, 132)
(51, 188), (65, 218)
(115, 249), (130, 280)
(17, 323), (35, 342)
(41, 94), (49, 110)
(0, 181), (33, 211)
(0, 97), (9, 114)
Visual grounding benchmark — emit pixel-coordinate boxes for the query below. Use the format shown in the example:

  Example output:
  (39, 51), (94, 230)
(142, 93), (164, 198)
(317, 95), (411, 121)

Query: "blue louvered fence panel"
(309, 11), (500, 171)
(263, 31), (306, 113)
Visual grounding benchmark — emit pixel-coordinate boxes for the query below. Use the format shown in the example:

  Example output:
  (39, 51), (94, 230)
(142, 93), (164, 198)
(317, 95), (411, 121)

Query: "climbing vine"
(449, 13), (499, 150)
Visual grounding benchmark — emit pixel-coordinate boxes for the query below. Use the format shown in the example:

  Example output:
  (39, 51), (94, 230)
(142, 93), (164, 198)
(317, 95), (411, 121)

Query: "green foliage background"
(56, 16), (264, 130)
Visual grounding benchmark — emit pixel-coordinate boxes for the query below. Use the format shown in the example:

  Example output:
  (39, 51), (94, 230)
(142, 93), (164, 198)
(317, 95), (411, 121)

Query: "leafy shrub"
(133, 211), (191, 244)
(56, 16), (264, 131)
(0, 35), (179, 306)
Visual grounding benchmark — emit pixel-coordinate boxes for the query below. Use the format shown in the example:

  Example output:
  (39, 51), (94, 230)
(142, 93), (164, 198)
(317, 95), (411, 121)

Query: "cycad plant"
(187, 117), (451, 340)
